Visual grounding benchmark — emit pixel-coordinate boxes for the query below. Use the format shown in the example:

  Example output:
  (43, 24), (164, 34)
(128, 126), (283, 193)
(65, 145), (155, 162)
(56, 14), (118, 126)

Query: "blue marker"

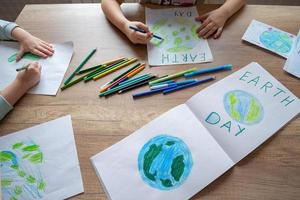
(184, 64), (232, 78)
(150, 79), (197, 90)
(132, 85), (177, 98)
(129, 26), (164, 41)
(163, 76), (215, 94)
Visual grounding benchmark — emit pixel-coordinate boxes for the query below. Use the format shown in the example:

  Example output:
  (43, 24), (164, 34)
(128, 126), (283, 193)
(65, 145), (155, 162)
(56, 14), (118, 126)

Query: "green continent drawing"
(8, 52), (40, 63)
(149, 17), (200, 53)
(1, 140), (45, 200)
(223, 90), (264, 125)
(138, 135), (193, 190)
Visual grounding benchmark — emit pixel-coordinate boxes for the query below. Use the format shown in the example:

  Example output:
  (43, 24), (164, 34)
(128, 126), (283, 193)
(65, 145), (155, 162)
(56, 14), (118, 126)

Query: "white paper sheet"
(187, 62), (300, 163)
(284, 30), (300, 78)
(0, 115), (84, 200)
(146, 7), (213, 66)
(242, 20), (296, 58)
(91, 104), (234, 200)
(0, 41), (73, 96)
(91, 62), (300, 200)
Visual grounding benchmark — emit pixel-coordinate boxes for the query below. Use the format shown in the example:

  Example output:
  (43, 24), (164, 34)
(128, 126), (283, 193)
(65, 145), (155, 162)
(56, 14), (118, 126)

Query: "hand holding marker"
(129, 26), (164, 41)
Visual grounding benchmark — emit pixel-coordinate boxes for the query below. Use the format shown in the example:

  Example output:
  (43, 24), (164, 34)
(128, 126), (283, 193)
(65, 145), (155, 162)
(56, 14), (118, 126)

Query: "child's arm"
(0, 19), (54, 61)
(101, 0), (152, 44)
(0, 62), (41, 120)
(196, 0), (246, 39)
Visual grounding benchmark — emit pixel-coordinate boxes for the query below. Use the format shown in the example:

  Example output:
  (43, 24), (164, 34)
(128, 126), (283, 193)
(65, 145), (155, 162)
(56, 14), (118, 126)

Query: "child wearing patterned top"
(0, 19), (54, 120)
(101, 0), (245, 44)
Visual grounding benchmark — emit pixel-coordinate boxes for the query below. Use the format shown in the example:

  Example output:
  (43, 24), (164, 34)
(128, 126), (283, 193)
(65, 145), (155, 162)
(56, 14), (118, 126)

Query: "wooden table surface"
(0, 3), (299, 200)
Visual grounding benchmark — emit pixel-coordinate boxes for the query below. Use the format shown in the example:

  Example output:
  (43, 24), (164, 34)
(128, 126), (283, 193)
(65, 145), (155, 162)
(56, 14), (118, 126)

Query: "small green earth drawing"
(149, 17), (200, 53)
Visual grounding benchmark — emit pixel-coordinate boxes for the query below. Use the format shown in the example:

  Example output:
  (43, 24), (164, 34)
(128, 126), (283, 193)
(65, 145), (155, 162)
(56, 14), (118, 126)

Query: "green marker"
(149, 68), (197, 85)
(64, 48), (97, 85)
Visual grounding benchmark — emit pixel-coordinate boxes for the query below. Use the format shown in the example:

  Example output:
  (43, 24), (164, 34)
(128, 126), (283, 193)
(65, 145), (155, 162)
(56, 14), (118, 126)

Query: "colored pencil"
(99, 74), (153, 97)
(149, 68), (197, 85)
(118, 74), (150, 86)
(64, 48), (97, 85)
(84, 59), (129, 82)
(132, 85), (178, 98)
(184, 64), (232, 78)
(151, 80), (175, 86)
(61, 75), (86, 90)
(100, 64), (145, 92)
(16, 64), (30, 72)
(129, 26), (164, 41)
(93, 58), (138, 81)
(118, 76), (157, 94)
(76, 64), (105, 75)
(163, 76), (215, 94)
(109, 63), (141, 83)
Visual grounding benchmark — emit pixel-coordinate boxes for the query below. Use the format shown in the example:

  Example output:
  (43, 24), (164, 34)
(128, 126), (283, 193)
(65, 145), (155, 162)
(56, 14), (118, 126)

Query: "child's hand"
(124, 21), (152, 44)
(12, 27), (54, 61)
(195, 8), (229, 39)
(16, 62), (42, 90)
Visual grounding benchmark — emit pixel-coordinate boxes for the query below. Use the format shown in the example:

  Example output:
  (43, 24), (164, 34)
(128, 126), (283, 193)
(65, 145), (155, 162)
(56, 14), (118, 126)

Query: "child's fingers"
(198, 22), (214, 37)
(42, 41), (54, 49)
(135, 31), (149, 41)
(37, 45), (53, 56)
(136, 22), (150, 33)
(195, 13), (208, 22)
(32, 49), (48, 58)
(16, 47), (25, 62)
(203, 26), (218, 39)
(214, 27), (223, 39)
(41, 43), (54, 53)
(196, 19), (211, 33)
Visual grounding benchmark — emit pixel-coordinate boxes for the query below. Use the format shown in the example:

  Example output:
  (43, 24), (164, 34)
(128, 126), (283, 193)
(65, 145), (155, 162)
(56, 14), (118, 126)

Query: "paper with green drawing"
(146, 7), (213, 66)
(91, 62), (299, 200)
(0, 41), (73, 95)
(0, 115), (84, 200)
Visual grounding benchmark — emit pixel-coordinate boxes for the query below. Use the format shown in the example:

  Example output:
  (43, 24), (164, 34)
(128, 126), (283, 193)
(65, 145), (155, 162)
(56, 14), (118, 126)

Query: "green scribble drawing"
(160, 179), (173, 187)
(224, 90), (264, 125)
(171, 155), (185, 182)
(149, 17), (200, 53)
(8, 52), (40, 63)
(12, 142), (23, 149)
(245, 98), (261, 122)
(1, 140), (46, 200)
(228, 93), (241, 121)
(143, 144), (162, 181)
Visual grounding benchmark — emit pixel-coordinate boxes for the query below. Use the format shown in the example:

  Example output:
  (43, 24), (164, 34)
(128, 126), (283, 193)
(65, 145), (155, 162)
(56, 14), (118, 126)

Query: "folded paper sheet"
(91, 62), (300, 200)
(0, 41), (73, 95)
(146, 7), (213, 66)
(242, 20), (295, 58)
(284, 30), (300, 78)
(0, 115), (84, 200)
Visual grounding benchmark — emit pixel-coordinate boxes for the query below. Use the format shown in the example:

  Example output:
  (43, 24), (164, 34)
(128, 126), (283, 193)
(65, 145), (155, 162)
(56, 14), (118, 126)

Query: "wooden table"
(0, 3), (299, 200)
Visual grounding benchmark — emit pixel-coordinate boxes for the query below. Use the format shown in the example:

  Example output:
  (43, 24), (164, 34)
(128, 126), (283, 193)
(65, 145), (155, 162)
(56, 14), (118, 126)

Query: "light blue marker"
(150, 79), (197, 90)
(184, 64), (232, 78)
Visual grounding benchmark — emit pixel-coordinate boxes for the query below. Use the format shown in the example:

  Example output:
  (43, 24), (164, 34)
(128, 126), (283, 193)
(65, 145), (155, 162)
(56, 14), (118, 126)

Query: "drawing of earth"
(223, 90), (264, 125)
(0, 140), (45, 200)
(138, 135), (193, 190)
(259, 29), (293, 54)
(149, 18), (200, 53)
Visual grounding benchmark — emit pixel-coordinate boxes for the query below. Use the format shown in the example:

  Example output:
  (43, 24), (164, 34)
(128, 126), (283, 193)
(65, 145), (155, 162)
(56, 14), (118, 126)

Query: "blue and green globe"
(138, 135), (193, 190)
(259, 29), (293, 54)
(223, 90), (264, 125)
